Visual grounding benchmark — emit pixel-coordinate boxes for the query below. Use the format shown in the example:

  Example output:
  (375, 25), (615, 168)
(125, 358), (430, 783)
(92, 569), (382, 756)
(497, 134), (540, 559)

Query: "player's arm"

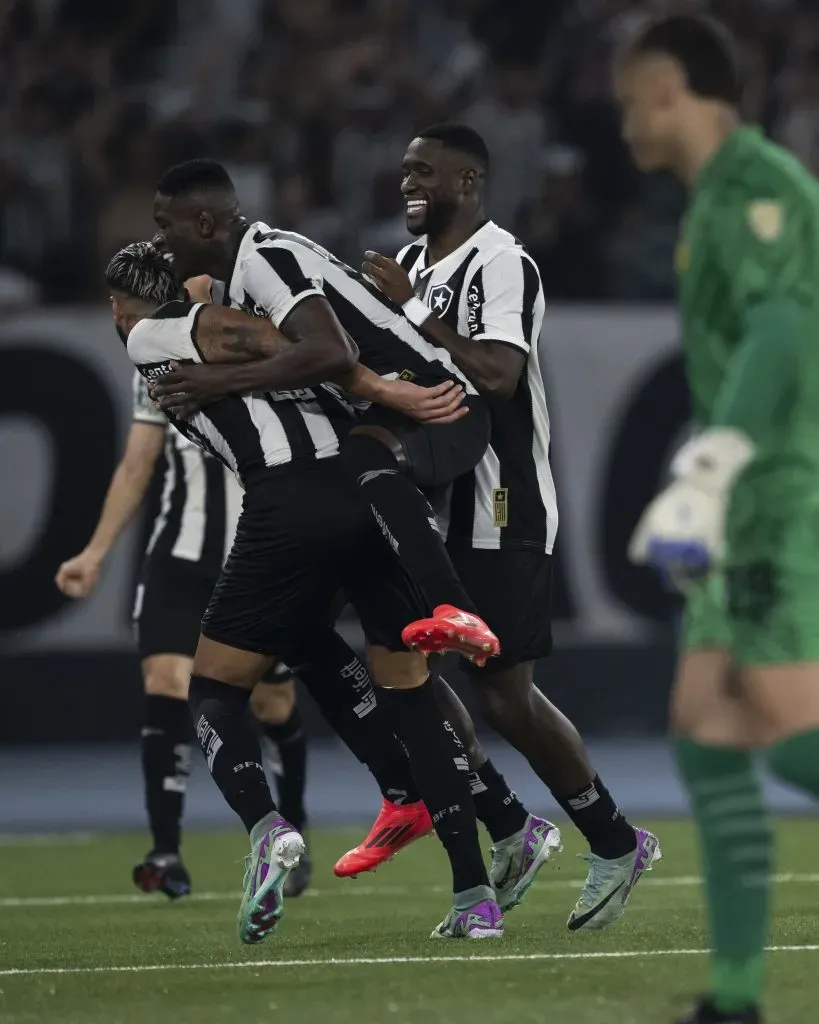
(629, 191), (812, 579)
(362, 249), (536, 402)
(55, 375), (166, 598)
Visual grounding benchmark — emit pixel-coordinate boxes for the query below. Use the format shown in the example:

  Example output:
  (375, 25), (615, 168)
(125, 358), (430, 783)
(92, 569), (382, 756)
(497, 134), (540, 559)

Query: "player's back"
(680, 127), (819, 548)
(235, 224), (477, 394)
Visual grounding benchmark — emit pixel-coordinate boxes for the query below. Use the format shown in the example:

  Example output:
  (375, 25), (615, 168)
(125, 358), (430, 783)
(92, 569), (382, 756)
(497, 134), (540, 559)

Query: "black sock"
(141, 694), (193, 855)
(554, 775), (636, 860)
(295, 629), (421, 804)
(340, 434), (479, 613)
(188, 675), (277, 834)
(260, 704), (308, 832)
(377, 680), (488, 895)
(468, 759), (529, 844)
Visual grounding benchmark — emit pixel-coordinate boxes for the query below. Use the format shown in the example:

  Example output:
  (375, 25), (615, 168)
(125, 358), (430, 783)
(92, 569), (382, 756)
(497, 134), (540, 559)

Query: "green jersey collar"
(696, 125), (762, 191)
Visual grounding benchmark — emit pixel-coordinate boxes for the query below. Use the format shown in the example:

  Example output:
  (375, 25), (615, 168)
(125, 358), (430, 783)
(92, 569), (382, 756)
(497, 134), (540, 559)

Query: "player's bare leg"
(366, 646), (503, 938)
(190, 636), (305, 945)
(672, 650), (772, 1023)
(251, 674), (311, 897)
(133, 654), (194, 900)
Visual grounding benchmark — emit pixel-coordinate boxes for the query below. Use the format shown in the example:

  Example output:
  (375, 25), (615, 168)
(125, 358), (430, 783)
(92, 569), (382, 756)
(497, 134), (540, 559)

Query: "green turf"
(0, 819), (817, 1023)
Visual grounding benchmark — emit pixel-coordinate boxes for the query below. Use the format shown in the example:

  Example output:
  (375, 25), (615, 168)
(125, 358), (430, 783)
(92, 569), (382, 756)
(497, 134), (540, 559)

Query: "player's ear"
(198, 210), (216, 239)
(461, 168), (478, 195)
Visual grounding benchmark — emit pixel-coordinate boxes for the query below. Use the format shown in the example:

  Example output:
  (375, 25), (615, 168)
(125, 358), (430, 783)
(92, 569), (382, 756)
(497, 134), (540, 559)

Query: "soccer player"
(150, 159), (500, 668)
(619, 14), (819, 1024)
(55, 359), (312, 899)
(112, 241), (504, 941)
(341, 123), (659, 930)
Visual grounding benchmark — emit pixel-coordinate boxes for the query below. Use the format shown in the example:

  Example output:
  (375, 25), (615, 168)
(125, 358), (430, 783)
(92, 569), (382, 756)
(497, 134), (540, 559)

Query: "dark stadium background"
(2, 0), (816, 826)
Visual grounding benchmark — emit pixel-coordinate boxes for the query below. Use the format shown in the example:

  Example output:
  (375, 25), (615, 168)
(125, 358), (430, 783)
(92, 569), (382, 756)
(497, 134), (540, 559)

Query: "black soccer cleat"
(676, 997), (762, 1024)
(282, 848), (312, 898)
(132, 851), (192, 900)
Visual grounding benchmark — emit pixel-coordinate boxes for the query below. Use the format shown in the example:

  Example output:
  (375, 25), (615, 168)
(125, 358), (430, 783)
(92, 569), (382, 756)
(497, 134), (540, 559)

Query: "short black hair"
(156, 158), (235, 198)
(417, 123), (490, 171)
(628, 14), (741, 105)
(106, 241), (181, 305)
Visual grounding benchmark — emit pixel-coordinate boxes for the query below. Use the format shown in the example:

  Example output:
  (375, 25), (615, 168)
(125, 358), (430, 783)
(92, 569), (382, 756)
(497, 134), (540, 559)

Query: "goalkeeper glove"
(628, 428), (755, 586)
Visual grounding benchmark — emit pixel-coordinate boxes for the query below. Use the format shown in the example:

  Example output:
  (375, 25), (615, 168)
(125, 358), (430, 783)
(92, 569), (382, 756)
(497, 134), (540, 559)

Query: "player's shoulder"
(469, 222), (542, 288)
(396, 238), (426, 269)
(723, 133), (819, 212)
(245, 221), (327, 261)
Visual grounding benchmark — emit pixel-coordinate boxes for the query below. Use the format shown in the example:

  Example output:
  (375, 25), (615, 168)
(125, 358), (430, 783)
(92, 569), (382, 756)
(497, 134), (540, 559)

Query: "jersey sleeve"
(126, 301), (207, 367)
(709, 187), (814, 441)
(239, 243), (325, 327)
(131, 369), (166, 426)
(464, 248), (544, 353)
(713, 190), (814, 311)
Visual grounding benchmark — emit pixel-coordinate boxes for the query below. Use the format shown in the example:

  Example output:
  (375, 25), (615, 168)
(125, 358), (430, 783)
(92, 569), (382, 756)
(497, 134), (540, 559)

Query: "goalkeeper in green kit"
(617, 13), (819, 1024)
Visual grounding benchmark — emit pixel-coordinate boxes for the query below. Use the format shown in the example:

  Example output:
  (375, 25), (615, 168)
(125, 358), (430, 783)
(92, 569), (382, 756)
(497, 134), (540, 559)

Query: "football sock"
(340, 434), (479, 613)
(377, 679), (489, 894)
(188, 675), (277, 834)
(260, 704), (308, 832)
(675, 737), (771, 1014)
(553, 775), (637, 860)
(141, 694), (193, 855)
(468, 759), (529, 843)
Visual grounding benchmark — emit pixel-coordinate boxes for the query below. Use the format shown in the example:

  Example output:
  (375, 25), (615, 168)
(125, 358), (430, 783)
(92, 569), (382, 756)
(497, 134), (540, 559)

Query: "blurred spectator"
(0, 0), (817, 302)
(463, 55), (550, 228)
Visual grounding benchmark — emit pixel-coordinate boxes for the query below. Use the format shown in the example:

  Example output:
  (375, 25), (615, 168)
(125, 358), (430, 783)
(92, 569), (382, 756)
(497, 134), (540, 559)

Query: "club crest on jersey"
(428, 283), (454, 317)
(747, 200), (784, 241)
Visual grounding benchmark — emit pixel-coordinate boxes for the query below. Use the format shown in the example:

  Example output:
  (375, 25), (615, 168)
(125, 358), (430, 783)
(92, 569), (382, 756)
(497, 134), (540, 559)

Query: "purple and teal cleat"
(238, 813), (305, 945)
(489, 814), (563, 912)
(431, 891), (504, 939)
(567, 826), (662, 931)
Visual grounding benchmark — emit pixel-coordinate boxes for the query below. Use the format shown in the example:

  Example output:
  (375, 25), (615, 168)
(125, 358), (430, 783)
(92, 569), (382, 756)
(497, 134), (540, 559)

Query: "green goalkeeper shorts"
(682, 560), (819, 665)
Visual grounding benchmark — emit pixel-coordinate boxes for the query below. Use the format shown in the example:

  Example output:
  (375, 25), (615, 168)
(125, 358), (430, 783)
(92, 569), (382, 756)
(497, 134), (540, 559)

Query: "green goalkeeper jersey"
(677, 126), (819, 550)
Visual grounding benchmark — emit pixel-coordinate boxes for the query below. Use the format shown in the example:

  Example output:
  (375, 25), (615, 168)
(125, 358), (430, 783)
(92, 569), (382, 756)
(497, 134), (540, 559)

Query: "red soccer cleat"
(401, 604), (500, 666)
(333, 798), (434, 878)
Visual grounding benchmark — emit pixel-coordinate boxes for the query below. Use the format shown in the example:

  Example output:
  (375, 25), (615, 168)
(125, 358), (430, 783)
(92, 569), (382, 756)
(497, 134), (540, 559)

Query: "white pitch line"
(3, 873), (819, 909)
(2, 945), (819, 979)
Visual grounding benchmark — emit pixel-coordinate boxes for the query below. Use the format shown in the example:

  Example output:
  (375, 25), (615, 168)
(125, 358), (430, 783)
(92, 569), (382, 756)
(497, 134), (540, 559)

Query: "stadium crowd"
(1, 0), (818, 307)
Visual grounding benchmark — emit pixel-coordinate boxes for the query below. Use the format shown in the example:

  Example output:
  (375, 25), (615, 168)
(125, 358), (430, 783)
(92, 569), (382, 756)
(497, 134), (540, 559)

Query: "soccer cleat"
(567, 826), (661, 932)
(283, 847), (313, 898)
(431, 898), (504, 939)
(238, 814), (305, 945)
(402, 604), (500, 666)
(676, 998), (762, 1023)
(334, 798), (433, 878)
(132, 851), (191, 900)
(489, 815), (563, 912)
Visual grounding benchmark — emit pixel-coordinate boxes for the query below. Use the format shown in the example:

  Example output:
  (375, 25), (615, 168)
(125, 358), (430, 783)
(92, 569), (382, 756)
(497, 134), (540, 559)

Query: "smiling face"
(152, 191), (214, 280)
(401, 137), (477, 237)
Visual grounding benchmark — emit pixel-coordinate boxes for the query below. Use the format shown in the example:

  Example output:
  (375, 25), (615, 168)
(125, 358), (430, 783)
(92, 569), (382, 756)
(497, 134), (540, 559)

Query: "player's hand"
(628, 481), (722, 590)
(184, 275), (212, 303)
(627, 427), (755, 590)
(378, 379), (468, 424)
(55, 550), (103, 599)
(362, 251), (415, 305)
(150, 361), (230, 416)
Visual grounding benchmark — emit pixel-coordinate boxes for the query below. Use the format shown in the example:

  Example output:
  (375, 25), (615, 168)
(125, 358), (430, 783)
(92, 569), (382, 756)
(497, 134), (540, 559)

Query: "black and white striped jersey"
(127, 300), (356, 486)
(223, 223), (477, 395)
(397, 221), (558, 554)
(131, 371), (242, 574)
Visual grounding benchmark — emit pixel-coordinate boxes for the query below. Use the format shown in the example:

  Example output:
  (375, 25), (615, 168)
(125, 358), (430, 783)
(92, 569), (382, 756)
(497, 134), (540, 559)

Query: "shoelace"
(576, 853), (608, 904)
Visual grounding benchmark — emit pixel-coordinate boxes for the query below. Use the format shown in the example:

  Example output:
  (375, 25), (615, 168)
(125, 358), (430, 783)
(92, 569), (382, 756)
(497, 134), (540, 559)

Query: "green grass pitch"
(1, 820), (817, 1023)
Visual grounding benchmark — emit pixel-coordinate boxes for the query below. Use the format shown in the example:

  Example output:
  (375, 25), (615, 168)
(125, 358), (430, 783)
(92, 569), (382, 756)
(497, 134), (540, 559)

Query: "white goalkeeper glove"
(628, 428), (755, 587)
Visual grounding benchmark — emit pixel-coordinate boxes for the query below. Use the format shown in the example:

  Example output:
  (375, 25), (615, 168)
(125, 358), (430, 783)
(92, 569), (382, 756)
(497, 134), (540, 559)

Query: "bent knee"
(251, 679), (296, 724)
(142, 655), (192, 700)
(367, 646), (428, 689)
